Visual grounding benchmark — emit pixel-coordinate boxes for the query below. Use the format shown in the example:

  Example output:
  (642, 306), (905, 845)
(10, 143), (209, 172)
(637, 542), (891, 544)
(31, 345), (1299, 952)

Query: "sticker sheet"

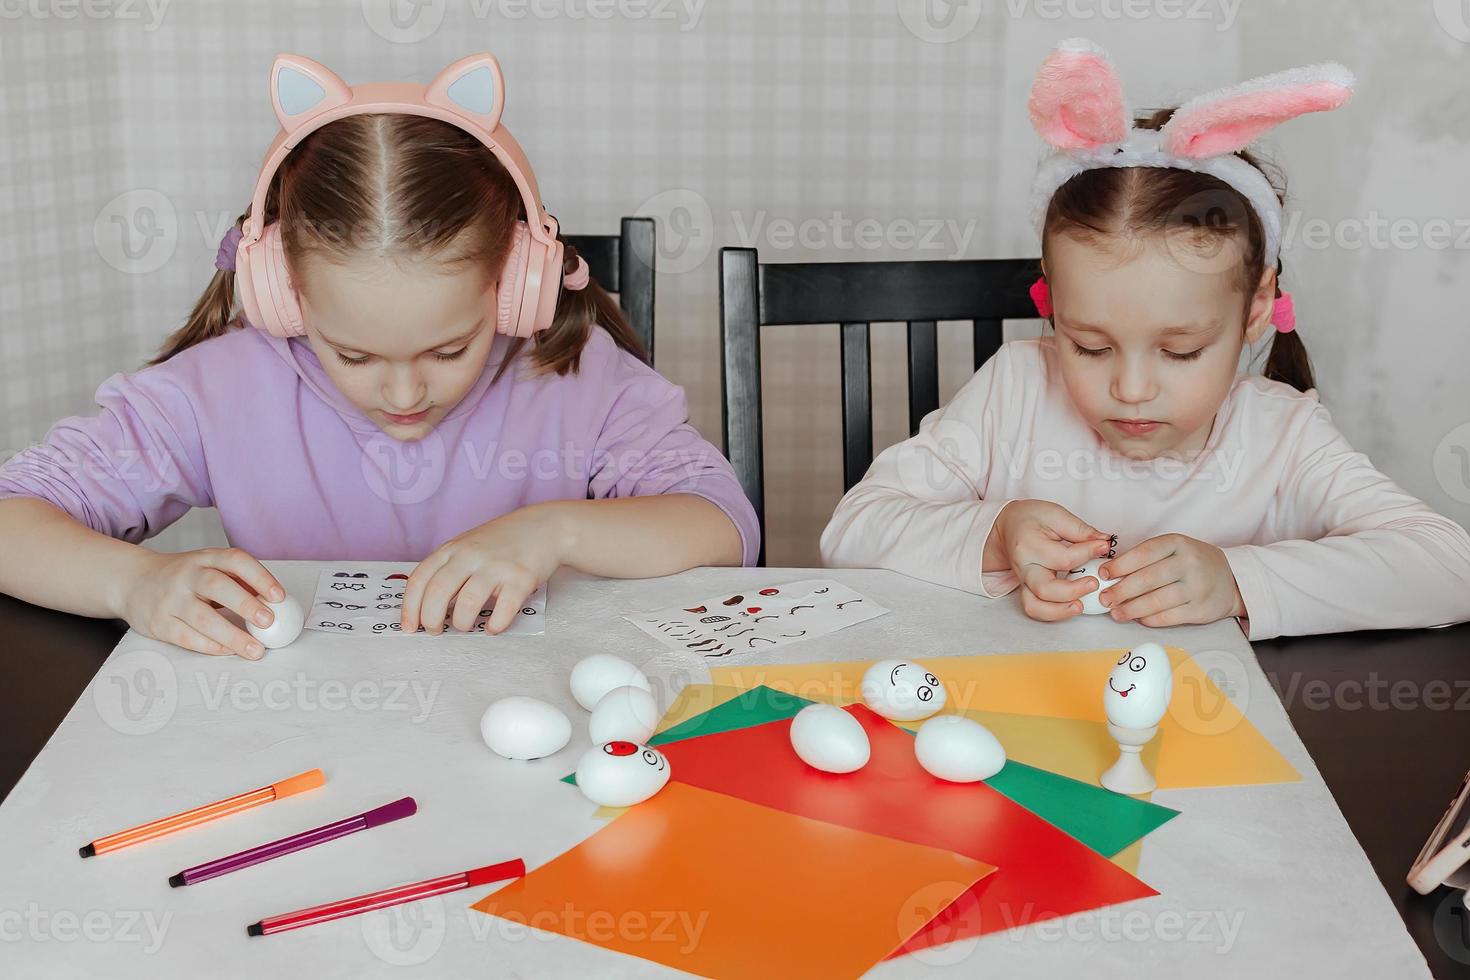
(304, 567), (546, 637)
(624, 578), (887, 658)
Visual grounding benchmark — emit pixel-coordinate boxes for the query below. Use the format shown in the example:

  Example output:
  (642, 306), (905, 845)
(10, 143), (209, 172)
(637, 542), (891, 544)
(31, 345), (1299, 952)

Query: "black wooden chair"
(719, 247), (1041, 564)
(565, 216), (657, 363)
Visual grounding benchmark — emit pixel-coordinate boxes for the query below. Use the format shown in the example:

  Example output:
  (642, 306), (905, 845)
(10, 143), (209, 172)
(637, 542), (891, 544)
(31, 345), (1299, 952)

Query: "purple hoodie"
(0, 324), (760, 565)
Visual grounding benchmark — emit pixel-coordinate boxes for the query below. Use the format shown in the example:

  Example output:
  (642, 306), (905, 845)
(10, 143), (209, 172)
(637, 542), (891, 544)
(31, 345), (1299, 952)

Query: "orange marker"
(79, 769), (324, 858)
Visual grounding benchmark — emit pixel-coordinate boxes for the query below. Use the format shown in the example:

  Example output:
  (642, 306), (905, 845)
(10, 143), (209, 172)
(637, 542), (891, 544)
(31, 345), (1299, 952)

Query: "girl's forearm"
(541, 494), (744, 578)
(0, 497), (150, 619)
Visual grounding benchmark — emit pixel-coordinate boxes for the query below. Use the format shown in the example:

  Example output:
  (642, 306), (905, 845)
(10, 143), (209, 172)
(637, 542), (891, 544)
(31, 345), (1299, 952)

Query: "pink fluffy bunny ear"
(1162, 63), (1354, 159)
(1028, 38), (1131, 151)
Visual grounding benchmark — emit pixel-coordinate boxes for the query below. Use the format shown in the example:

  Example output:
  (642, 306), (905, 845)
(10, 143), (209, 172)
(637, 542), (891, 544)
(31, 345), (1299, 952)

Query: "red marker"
(246, 859), (525, 937)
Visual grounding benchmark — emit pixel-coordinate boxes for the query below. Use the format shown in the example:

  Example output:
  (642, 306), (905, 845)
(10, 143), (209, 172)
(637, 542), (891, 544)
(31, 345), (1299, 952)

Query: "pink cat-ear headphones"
(226, 53), (589, 340)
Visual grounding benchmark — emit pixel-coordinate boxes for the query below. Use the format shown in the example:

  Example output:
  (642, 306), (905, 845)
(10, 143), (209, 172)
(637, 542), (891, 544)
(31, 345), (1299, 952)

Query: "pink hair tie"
(1271, 291), (1296, 333)
(562, 254), (590, 291)
(1029, 275), (1053, 318)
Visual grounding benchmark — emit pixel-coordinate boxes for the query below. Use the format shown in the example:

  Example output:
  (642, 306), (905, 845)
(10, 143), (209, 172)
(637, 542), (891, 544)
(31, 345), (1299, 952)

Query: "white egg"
(589, 685), (660, 744)
(788, 704), (871, 773)
(914, 715), (1006, 782)
(575, 741), (671, 807)
(1103, 641), (1174, 729)
(570, 654), (653, 711)
(480, 696), (573, 760)
(1063, 558), (1120, 616)
(860, 659), (947, 721)
(246, 596), (304, 649)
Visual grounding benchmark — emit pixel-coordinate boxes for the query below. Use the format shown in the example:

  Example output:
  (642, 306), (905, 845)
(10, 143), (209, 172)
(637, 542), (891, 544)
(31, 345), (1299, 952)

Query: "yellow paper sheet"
(711, 647), (1299, 790)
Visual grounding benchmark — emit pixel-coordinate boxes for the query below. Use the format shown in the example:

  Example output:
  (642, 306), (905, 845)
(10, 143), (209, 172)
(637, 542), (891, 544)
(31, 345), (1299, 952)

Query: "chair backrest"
(565, 216), (657, 363)
(719, 247), (1040, 565)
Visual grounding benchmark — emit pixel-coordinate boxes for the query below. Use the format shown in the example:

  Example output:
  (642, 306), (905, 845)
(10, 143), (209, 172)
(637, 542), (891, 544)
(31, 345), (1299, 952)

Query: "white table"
(0, 563), (1431, 978)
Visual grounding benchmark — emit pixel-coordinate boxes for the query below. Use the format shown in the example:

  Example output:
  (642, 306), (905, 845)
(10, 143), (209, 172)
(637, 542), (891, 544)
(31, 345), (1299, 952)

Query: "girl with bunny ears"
(0, 54), (758, 660)
(824, 39), (1470, 640)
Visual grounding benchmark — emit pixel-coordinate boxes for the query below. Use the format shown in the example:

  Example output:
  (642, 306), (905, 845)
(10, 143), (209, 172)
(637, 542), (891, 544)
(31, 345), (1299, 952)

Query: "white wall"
(1, 0), (1464, 566)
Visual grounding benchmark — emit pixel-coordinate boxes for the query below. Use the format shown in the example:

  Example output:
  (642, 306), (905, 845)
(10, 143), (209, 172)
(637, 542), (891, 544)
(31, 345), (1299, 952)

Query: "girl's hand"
(117, 548), (286, 660)
(1099, 533), (1246, 628)
(988, 499), (1115, 622)
(401, 505), (565, 636)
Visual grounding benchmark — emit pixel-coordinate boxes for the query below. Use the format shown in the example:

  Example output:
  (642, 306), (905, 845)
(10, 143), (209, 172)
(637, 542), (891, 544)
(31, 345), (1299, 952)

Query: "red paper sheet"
(658, 703), (1159, 956)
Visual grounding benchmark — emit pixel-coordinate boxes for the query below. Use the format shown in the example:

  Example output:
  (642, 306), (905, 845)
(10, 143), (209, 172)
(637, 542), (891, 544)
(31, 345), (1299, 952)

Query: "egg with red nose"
(1103, 642), (1173, 729)
(574, 741), (671, 807)
(860, 659), (947, 722)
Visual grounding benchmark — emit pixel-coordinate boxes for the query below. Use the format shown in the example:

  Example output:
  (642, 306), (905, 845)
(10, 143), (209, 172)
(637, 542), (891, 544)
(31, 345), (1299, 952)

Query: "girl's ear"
(271, 54), (352, 131)
(425, 54), (507, 132)
(1028, 38), (1131, 151)
(1244, 267), (1278, 343)
(1162, 63), (1354, 159)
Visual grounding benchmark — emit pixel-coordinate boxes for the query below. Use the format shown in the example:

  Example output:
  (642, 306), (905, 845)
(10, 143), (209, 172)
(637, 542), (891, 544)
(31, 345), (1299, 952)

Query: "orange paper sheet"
(711, 647), (1299, 789)
(474, 783), (995, 979)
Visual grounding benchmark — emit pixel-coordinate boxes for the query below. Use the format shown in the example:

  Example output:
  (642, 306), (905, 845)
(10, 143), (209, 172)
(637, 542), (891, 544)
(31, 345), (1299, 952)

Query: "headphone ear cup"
(531, 237), (564, 335)
(495, 221), (531, 337)
(237, 223), (305, 338)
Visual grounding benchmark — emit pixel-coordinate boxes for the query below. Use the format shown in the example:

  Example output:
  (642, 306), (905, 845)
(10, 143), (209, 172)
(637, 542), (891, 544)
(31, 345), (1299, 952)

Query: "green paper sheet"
(567, 685), (1178, 857)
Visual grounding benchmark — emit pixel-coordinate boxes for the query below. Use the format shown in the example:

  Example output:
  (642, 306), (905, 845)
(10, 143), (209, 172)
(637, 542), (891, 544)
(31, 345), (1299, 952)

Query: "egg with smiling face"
(1103, 642), (1174, 729)
(574, 741), (671, 808)
(860, 659), (947, 721)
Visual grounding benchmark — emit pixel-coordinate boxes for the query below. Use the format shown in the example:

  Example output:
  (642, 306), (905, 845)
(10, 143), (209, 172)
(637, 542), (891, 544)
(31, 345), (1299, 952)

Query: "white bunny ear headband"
(1028, 38), (1354, 324)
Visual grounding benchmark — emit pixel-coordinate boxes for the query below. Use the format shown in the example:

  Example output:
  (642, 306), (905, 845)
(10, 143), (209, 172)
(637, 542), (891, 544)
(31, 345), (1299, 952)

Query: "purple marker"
(167, 798), (416, 887)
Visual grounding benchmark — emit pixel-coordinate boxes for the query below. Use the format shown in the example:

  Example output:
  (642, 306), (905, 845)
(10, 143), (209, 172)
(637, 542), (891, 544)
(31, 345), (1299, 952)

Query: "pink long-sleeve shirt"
(0, 324), (761, 566)
(820, 337), (1470, 640)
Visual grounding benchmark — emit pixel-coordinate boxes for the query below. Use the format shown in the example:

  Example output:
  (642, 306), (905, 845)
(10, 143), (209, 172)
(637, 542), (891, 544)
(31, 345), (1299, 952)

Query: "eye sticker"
(1129, 656), (1146, 671)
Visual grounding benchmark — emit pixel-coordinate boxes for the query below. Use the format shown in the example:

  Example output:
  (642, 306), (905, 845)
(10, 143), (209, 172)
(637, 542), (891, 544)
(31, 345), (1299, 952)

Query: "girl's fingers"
(486, 576), (536, 635)
(1101, 558), (1180, 609)
(182, 601), (265, 659)
(1019, 562), (1096, 604)
(166, 613), (248, 659)
(197, 569), (275, 632)
(1112, 582), (1190, 623)
(450, 578), (495, 633)
(1047, 536), (1114, 574)
(211, 548), (285, 603)
(418, 566), (469, 635)
(1019, 584), (1082, 622)
(402, 549), (453, 632)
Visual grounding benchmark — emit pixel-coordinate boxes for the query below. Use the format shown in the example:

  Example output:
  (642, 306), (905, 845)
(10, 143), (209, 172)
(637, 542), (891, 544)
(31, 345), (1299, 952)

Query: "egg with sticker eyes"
(1103, 641), (1173, 729)
(860, 659), (947, 722)
(788, 703), (871, 773)
(1063, 558), (1121, 616)
(574, 741), (671, 807)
